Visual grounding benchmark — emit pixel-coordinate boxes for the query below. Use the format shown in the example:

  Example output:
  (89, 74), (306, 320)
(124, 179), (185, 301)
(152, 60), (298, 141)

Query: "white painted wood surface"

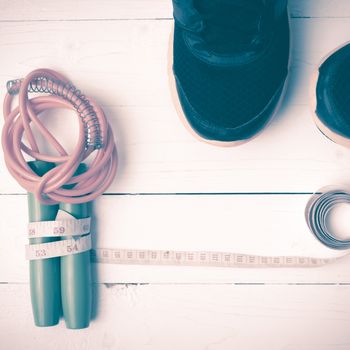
(1, 0), (350, 349)
(1, 284), (350, 350)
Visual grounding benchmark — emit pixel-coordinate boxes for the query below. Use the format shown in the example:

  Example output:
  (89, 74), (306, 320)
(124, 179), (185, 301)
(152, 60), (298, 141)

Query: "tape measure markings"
(24, 239), (341, 267)
(26, 235), (91, 260)
(28, 217), (91, 238)
(91, 248), (339, 268)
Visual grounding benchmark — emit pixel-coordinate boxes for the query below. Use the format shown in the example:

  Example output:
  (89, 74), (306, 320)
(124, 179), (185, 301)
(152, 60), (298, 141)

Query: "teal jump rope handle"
(60, 164), (91, 329)
(27, 161), (61, 327)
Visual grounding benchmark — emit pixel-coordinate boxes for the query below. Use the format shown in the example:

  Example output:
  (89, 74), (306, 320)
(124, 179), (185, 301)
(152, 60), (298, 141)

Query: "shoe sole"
(310, 41), (350, 148)
(167, 17), (291, 147)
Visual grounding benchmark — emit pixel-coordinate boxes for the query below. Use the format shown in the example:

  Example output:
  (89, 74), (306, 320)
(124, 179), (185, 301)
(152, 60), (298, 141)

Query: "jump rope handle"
(28, 161), (61, 327)
(60, 163), (91, 329)
(28, 161), (92, 328)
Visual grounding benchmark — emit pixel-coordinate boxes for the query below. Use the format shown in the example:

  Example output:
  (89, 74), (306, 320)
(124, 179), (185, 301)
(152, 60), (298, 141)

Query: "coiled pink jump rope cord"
(2, 68), (117, 205)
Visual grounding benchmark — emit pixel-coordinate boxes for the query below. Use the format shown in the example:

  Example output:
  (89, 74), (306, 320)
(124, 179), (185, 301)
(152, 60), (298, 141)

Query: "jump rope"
(2, 69), (117, 329)
(2, 68), (350, 329)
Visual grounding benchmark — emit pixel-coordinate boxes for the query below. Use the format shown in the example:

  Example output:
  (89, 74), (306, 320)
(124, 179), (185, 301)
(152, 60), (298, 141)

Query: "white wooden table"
(1, 1), (350, 349)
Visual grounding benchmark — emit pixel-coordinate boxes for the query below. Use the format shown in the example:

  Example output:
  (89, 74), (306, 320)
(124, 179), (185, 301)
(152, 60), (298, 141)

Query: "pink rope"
(2, 68), (117, 205)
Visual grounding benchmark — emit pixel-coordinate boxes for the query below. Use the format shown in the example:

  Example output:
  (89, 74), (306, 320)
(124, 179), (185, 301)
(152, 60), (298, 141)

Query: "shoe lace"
(194, 0), (270, 51)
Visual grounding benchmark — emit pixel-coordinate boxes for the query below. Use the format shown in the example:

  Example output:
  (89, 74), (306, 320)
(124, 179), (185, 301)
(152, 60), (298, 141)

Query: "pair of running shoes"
(170, 0), (350, 147)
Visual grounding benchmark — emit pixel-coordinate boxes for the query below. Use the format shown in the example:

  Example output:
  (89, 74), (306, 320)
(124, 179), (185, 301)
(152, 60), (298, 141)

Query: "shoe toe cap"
(315, 43), (350, 140)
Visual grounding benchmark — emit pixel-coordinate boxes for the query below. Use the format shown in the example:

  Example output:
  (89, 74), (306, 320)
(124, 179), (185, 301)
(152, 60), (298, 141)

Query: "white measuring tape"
(91, 247), (340, 268)
(25, 190), (350, 268)
(27, 242), (339, 268)
(28, 217), (91, 238)
(26, 210), (91, 260)
(26, 236), (91, 260)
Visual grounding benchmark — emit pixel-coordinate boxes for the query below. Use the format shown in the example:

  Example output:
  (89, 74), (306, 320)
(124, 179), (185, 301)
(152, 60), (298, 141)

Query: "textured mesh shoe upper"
(172, 0), (290, 142)
(316, 43), (350, 138)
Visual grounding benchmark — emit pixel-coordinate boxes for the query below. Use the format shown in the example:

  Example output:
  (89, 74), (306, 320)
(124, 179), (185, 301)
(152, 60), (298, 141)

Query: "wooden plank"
(1, 0), (350, 20)
(1, 18), (350, 193)
(1, 283), (350, 349)
(1, 194), (350, 284)
(0, 0), (173, 21)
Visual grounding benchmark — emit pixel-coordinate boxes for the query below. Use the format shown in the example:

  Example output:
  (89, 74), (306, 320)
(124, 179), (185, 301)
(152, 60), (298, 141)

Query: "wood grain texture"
(0, 0), (350, 20)
(1, 284), (350, 350)
(1, 18), (350, 193)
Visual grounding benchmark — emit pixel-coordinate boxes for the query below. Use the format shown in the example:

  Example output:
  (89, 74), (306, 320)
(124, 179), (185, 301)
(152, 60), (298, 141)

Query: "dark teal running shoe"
(312, 43), (350, 148)
(169, 0), (290, 146)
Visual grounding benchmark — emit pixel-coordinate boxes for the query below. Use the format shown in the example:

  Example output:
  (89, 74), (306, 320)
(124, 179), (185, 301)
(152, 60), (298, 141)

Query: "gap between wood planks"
(2, 282), (350, 286)
(0, 192), (316, 196)
(1, 16), (350, 23)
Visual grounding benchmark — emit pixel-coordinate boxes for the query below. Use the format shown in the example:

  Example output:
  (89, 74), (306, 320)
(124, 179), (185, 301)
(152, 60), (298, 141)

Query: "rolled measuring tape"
(306, 187), (350, 250)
